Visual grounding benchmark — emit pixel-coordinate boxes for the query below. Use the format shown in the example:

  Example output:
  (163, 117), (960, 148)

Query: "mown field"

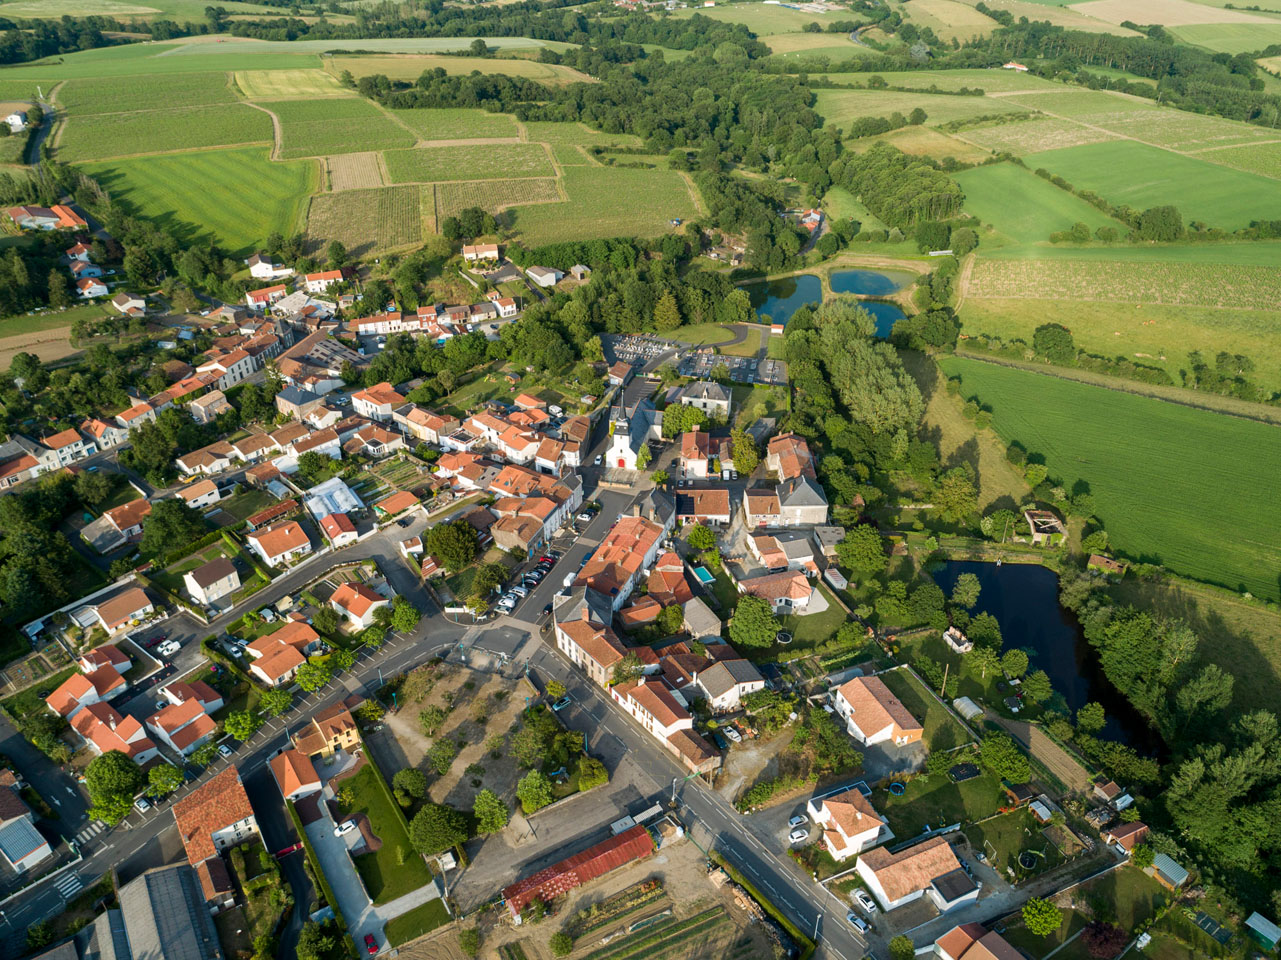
(1169, 21), (1281, 52)
(954, 161), (1124, 245)
(949, 0), (1139, 33)
(326, 54), (594, 85)
(1024, 140), (1281, 228)
(433, 178), (561, 219)
(389, 107), (519, 140)
(80, 147), (315, 255)
(267, 97), (415, 159)
(234, 69), (353, 100)
(306, 184), (424, 256)
(523, 120), (643, 165)
(670, 2), (853, 33)
(766, 33), (872, 59)
(899, 0), (1000, 42)
(814, 88), (1028, 129)
(507, 165), (696, 245)
(957, 116), (1119, 154)
(56, 103), (273, 161)
(57, 71), (234, 114)
(384, 142), (553, 183)
(845, 124), (991, 162)
(5, 42), (321, 80)
(1196, 141), (1281, 178)
(937, 356), (1281, 600)
(816, 67), (1061, 93)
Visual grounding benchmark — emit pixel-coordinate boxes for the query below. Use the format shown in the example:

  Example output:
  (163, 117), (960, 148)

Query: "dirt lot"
(379, 661), (530, 811)
(715, 727), (795, 805)
(397, 837), (781, 960)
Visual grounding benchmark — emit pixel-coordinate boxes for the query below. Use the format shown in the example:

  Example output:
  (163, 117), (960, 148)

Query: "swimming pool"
(692, 566), (714, 585)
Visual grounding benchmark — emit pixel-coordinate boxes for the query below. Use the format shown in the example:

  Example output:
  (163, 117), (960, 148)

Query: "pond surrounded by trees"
(931, 560), (1157, 749)
(745, 273), (821, 324)
(828, 268), (913, 296)
(744, 271), (909, 337)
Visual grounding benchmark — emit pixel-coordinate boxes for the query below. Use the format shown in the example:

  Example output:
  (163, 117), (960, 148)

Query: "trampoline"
(889, 782), (906, 796)
(1018, 852), (1038, 869)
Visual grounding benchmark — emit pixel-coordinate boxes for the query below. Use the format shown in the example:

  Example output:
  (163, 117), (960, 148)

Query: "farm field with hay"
(1169, 21), (1281, 52)
(1023, 140), (1281, 228)
(306, 185), (425, 256)
(814, 87), (1028, 129)
(950, 0), (1139, 33)
(899, 0), (1001, 41)
(234, 69), (353, 100)
(389, 107), (520, 141)
(956, 116), (1119, 154)
(384, 143), (553, 183)
(267, 97), (415, 159)
(80, 147), (315, 254)
(56, 71), (235, 114)
(954, 162), (1124, 246)
(938, 356), (1281, 601)
(56, 103), (273, 161)
(507, 165), (696, 245)
(845, 124), (992, 162)
(433, 178), (562, 220)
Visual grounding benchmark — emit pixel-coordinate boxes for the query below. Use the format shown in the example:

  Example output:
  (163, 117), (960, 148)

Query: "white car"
(157, 640), (180, 657)
(334, 819), (357, 837)
(594, 455), (603, 466)
(134, 796), (150, 813)
(724, 727), (742, 743)
(846, 912), (870, 934)
(218, 743), (233, 759)
(788, 828), (809, 844)
(563, 572), (576, 588)
(510, 585), (528, 598)
(576, 512), (593, 523)
(788, 814), (807, 828)
(853, 890), (878, 914)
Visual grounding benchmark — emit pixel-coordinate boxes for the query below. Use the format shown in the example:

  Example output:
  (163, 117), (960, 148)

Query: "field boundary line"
(1187, 138), (1281, 153)
(225, 70), (242, 100)
(542, 140), (563, 180)
(515, 118), (528, 142)
(953, 347), (1281, 427)
(678, 171), (707, 216)
(322, 156), (333, 191)
(64, 141), (274, 162)
(375, 151), (391, 188)
(952, 251), (976, 310)
(575, 144), (601, 166)
(368, 99), (427, 142)
(294, 158), (322, 235)
(243, 101), (283, 161)
(407, 136), (523, 148)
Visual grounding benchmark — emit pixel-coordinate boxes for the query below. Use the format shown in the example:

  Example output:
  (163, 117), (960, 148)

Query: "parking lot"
(678, 352), (787, 385)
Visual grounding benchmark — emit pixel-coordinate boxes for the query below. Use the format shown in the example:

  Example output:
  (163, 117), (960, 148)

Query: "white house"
(172, 768), (261, 910)
(462, 243), (500, 262)
(111, 292), (147, 316)
(855, 836), (978, 913)
(4, 111), (27, 133)
(807, 786), (892, 860)
(145, 697), (217, 756)
(832, 675), (925, 747)
(303, 269), (343, 293)
(246, 521), (312, 567)
(0, 771), (53, 873)
(245, 284), (287, 310)
(677, 380), (732, 418)
(526, 266), (563, 288)
(247, 254), (293, 279)
(196, 348), (257, 389)
(330, 581), (390, 629)
(76, 278), (108, 299)
(177, 478), (222, 510)
(351, 381), (405, 421)
(695, 658), (765, 713)
(319, 512), (358, 548)
(183, 556), (240, 605)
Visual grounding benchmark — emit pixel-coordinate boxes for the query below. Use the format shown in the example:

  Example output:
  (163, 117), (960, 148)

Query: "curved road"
(24, 100), (54, 165)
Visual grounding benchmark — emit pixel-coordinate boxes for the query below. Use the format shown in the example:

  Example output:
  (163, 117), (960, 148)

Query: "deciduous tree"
(408, 802), (467, 855)
(473, 789), (509, 834)
(516, 770), (554, 814)
(729, 595), (781, 648)
(1022, 898), (1062, 936)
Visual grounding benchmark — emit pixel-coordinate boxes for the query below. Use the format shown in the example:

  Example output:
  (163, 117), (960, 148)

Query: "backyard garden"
(335, 759), (436, 903)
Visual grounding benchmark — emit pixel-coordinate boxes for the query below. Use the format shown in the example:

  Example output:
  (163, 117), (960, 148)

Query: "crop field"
(966, 257), (1281, 310)
(56, 103), (273, 161)
(384, 142), (553, 183)
(267, 98), (415, 159)
(326, 152), (385, 191)
(958, 298), (1281, 394)
(954, 162), (1124, 245)
(901, 0), (1000, 40)
(1194, 141), (1281, 178)
(814, 88), (1028, 129)
(848, 124), (992, 162)
(6, 48), (320, 81)
(0, 0), (286, 18)
(1024, 140), (1281, 227)
(938, 356), (1281, 601)
(1072, 0), (1280, 25)
(951, 0), (1139, 32)
(234, 69), (353, 100)
(956, 116), (1119, 154)
(1170, 22), (1281, 52)
(434, 178), (562, 219)
(508, 165), (696, 245)
(819, 68), (1061, 93)
(523, 120), (642, 164)
(306, 184), (423, 256)
(670, 2), (853, 33)
(389, 107), (519, 140)
(766, 34), (871, 59)
(80, 147), (314, 255)
(57, 72), (234, 115)
(326, 54), (593, 85)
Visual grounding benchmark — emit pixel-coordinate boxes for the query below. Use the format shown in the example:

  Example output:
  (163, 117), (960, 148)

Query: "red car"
(364, 934), (378, 955)
(144, 635), (165, 648)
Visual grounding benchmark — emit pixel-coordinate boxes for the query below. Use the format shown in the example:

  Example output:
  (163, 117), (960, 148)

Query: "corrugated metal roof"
(0, 818), (45, 864)
(1151, 853), (1188, 887)
(502, 825), (654, 915)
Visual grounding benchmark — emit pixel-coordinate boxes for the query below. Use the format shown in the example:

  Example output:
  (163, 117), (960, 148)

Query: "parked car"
(552, 696), (572, 712)
(134, 797), (150, 813)
(334, 820), (357, 837)
(788, 814), (807, 828)
(144, 635), (165, 648)
(788, 828), (809, 844)
(542, 603), (554, 617)
(154, 699), (167, 712)
(364, 934), (378, 956)
(157, 640), (180, 657)
(710, 730), (729, 750)
(398, 518), (412, 528)
(724, 727), (742, 743)
(846, 913), (869, 934)
(539, 555), (557, 564)
(853, 890), (878, 914)
(218, 744), (233, 758)
(510, 585), (528, 598)
(576, 512), (593, 523)
(594, 455), (603, 466)
(563, 572), (577, 587)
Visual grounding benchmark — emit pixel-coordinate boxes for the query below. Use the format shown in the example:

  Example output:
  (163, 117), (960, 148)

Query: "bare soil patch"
(326, 151), (385, 190)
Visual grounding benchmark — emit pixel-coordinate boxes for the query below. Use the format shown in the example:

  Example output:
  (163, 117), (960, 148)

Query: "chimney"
(633, 502), (642, 518)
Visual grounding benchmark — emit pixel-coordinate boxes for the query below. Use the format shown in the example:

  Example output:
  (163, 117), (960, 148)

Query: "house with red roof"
(246, 521), (312, 567)
(351, 381), (405, 422)
(245, 284), (287, 310)
(856, 836), (977, 912)
(611, 677), (718, 774)
(935, 924), (1024, 960)
(94, 586), (154, 632)
(833, 675), (924, 747)
(319, 512), (358, 548)
(807, 786), (892, 860)
(303, 269), (344, 293)
(146, 697), (218, 756)
(330, 581), (390, 629)
(71, 702), (159, 764)
(246, 621), (322, 688)
(737, 569), (813, 614)
(678, 427), (713, 479)
(172, 767), (259, 910)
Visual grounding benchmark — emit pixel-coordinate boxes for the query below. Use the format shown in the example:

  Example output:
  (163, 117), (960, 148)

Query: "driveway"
(860, 738), (928, 780)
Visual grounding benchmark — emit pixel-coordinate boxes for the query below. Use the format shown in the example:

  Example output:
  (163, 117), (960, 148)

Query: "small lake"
(745, 274), (821, 324)
(829, 268), (912, 296)
(858, 300), (906, 339)
(932, 560), (1159, 750)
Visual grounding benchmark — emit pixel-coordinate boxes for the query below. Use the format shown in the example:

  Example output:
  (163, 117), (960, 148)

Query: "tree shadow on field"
(945, 435), (982, 479)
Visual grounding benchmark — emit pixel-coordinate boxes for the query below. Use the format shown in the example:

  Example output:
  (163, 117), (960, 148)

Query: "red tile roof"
(172, 767), (256, 866)
(320, 513), (356, 539)
(374, 490), (419, 515)
(502, 824), (654, 915)
(247, 521), (310, 561)
(331, 582), (387, 618)
(271, 748), (321, 798)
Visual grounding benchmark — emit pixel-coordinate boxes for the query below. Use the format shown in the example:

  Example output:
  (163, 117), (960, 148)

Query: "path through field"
(994, 717), (1092, 793)
(243, 101), (282, 160)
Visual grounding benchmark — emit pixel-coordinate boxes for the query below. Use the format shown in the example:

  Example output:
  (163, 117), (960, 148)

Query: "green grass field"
(383, 899), (450, 948)
(938, 355), (1281, 600)
(4, 43), (321, 80)
(815, 68), (1062, 93)
(384, 142), (552, 183)
(390, 106), (519, 140)
(336, 765), (435, 904)
(815, 88), (1028, 129)
(81, 147), (315, 255)
(1196, 141), (1281, 179)
(954, 162), (1125, 246)
(507, 165), (696, 245)
(266, 97), (415, 159)
(57, 103), (272, 161)
(0, 79), (52, 101)
(234, 69), (353, 100)
(57, 71), (234, 114)
(0, 0), (288, 19)
(879, 765), (1005, 838)
(669, 2), (854, 34)
(433, 178), (561, 219)
(878, 667), (974, 752)
(1170, 21), (1281, 52)
(1025, 140), (1281, 228)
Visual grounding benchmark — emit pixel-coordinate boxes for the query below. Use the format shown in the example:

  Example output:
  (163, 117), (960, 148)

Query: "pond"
(931, 560), (1159, 750)
(745, 274), (821, 324)
(858, 300), (906, 340)
(829, 268), (913, 296)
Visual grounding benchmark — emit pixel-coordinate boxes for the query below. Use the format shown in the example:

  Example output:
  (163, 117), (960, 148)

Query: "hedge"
(201, 638), (254, 686)
(713, 856), (815, 960)
(286, 799), (358, 959)
(221, 530), (277, 581)
(159, 525), (241, 568)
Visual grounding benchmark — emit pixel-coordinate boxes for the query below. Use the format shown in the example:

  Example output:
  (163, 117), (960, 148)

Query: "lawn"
(953, 162), (1125, 247)
(0, 43), (319, 82)
(152, 543), (233, 595)
(507, 165), (696, 245)
(306, 185), (424, 257)
(813, 88), (1028, 131)
(878, 667), (974, 752)
(58, 71), (235, 115)
(215, 488), (277, 523)
(732, 384), (788, 428)
(1, 665), (78, 717)
(1000, 911), (1089, 959)
(57, 103), (273, 161)
(384, 142), (553, 183)
(81, 147), (316, 255)
(383, 899), (450, 947)
(877, 766), (1005, 838)
(670, 323), (738, 347)
(1023, 140), (1281, 229)
(938, 355), (1281, 600)
(336, 764), (435, 903)
(267, 98), (415, 159)
(389, 107), (520, 140)
(964, 808), (1062, 879)
(775, 582), (848, 650)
